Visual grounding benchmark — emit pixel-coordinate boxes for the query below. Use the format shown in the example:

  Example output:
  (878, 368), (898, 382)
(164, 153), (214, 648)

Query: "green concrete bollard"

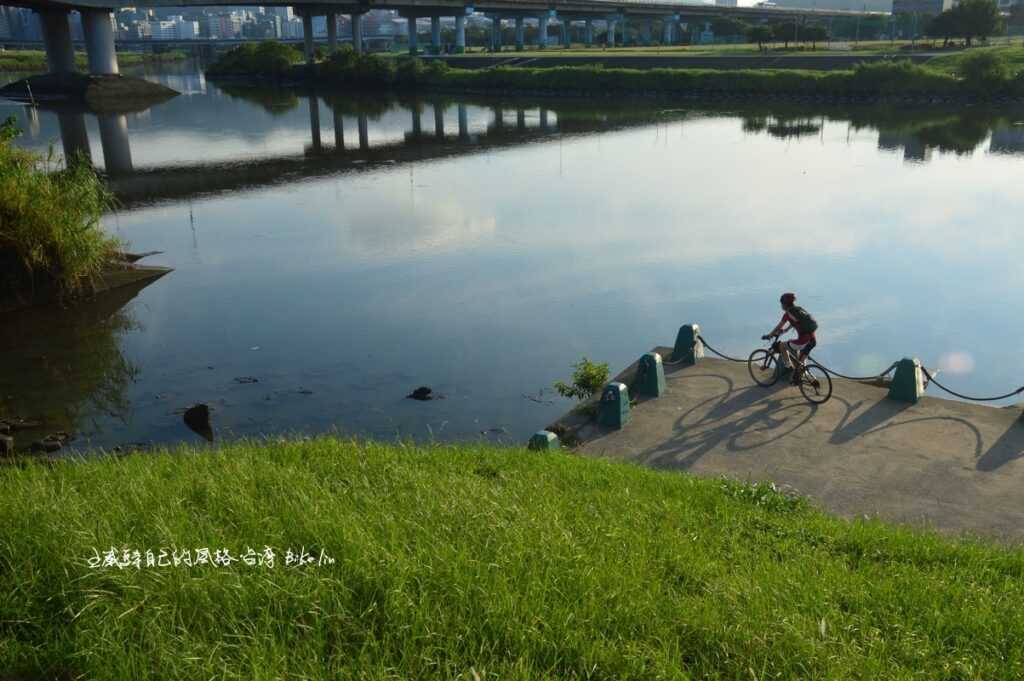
(528, 431), (560, 451)
(671, 323), (704, 364)
(634, 352), (667, 397)
(888, 357), (925, 403)
(598, 382), (631, 429)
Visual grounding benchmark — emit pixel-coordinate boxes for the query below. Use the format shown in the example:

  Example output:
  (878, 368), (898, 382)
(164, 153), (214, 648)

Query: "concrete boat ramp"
(551, 348), (1024, 542)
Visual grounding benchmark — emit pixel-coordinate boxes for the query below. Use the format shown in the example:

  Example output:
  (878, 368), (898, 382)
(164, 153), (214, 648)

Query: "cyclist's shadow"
(640, 380), (817, 471)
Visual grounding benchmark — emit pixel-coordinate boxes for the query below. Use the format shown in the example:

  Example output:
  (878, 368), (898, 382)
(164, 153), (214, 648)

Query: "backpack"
(790, 305), (818, 334)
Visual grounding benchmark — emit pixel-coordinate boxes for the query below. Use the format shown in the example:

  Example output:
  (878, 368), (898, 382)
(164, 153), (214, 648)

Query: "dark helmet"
(780, 292), (796, 306)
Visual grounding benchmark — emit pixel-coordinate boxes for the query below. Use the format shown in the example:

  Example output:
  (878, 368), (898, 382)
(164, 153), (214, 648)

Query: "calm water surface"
(3, 64), (1023, 452)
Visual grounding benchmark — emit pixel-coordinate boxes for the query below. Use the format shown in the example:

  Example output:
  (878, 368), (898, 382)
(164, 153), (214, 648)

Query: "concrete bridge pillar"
(407, 16), (418, 55)
(411, 107), (422, 137)
(560, 20), (569, 47)
(621, 17), (629, 46)
(539, 108), (549, 130)
(491, 16), (501, 51)
(585, 19), (594, 47)
(663, 19), (673, 45)
(357, 112), (369, 150)
(431, 16), (441, 54)
(458, 103), (469, 140)
(515, 16), (524, 51)
(492, 107), (503, 131)
(537, 16), (546, 49)
(333, 109), (344, 150)
(81, 8), (119, 75)
(641, 19), (652, 46)
(97, 113), (132, 176)
(38, 8), (76, 74)
(308, 95), (322, 152)
(351, 13), (364, 54)
(301, 11), (314, 65)
(326, 11), (338, 52)
(606, 19), (616, 48)
(56, 112), (91, 165)
(516, 109), (526, 130)
(455, 15), (466, 53)
(434, 105), (444, 137)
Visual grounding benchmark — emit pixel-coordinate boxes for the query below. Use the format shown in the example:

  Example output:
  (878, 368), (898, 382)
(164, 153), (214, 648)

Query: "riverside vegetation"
(1, 438), (1023, 679)
(0, 118), (119, 301)
(0, 49), (188, 72)
(208, 40), (1024, 101)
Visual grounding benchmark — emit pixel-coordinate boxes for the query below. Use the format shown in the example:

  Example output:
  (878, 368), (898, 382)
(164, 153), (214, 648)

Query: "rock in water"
(183, 404), (214, 442)
(406, 386), (433, 401)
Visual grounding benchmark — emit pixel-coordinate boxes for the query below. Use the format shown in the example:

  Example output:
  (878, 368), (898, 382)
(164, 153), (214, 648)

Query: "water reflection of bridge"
(62, 97), (641, 208)
(48, 95), (1024, 208)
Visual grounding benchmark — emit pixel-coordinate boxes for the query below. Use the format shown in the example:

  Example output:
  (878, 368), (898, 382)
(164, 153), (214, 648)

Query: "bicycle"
(747, 334), (833, 404)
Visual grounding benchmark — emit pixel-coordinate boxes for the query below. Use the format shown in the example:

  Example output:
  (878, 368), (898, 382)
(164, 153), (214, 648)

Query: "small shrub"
(958, 50), (1012, 93)
(554, 357), (610, 402)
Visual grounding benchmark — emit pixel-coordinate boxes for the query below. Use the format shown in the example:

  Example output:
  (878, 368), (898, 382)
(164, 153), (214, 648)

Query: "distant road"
(434, 53), (941, 70)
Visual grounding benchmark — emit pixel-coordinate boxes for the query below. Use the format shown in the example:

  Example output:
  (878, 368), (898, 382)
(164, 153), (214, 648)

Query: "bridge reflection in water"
(37, 91), (1024, 210)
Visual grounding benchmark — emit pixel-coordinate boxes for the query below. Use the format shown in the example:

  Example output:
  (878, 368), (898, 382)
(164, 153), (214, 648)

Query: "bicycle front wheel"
(799, 362), (833, 404)
(748, 349), (780, 387)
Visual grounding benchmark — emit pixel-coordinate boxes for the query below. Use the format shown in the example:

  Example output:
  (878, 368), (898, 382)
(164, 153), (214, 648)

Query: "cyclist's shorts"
(787, 334), (817, 356)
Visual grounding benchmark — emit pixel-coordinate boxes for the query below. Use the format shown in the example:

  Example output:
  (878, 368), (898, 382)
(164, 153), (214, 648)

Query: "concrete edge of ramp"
(546, 347), (1024, 542)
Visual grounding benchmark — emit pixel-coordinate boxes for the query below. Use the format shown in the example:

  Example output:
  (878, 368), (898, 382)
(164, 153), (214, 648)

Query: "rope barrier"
(808, 359), (898, 383)
(675, 331), (1024, 403)
(920, 367), (1024, 403)
(696, 335), (747, 363)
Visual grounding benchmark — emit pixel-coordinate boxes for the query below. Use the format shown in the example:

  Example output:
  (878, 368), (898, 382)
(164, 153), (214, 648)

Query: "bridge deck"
(557, 352), (1024, 542)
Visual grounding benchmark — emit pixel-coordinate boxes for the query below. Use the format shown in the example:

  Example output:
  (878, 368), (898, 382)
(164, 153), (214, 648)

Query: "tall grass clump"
(0, 117), (119, 298)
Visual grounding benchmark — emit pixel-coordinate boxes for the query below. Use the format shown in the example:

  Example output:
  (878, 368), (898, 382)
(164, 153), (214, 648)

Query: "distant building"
(207, 13), (242, 39)
(892, 0), (954, 15)
(716, 0), (739, 6)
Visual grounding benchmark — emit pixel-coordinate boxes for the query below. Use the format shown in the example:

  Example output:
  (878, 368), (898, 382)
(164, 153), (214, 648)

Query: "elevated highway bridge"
(2, 0), (888, 79)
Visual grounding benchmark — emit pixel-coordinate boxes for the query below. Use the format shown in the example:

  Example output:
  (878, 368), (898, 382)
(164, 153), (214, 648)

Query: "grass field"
(2, 437), (1023, 680)
(0, 49), (188, 72)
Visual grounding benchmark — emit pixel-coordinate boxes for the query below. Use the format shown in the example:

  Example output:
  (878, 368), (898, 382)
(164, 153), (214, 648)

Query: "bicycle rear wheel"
(798, 362), (833, 404)
(748, 349), (780, 387)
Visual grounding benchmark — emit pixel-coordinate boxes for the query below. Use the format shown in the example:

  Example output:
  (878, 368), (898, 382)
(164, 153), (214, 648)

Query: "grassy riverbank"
(0, 118), (118, 300)
(2, 437), (1023, 679)
(209, 41), (1024, 101)
(0, 49), (188, 72)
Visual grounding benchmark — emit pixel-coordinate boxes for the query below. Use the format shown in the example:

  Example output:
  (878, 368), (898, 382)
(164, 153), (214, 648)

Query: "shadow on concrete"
(976, 423), (1024, 472)
(639, 392), (816, 471)
(830, 397), (914, 445)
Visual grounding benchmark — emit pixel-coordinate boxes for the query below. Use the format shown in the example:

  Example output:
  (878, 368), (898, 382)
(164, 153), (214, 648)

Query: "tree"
(747, 24), (774, 50)
(771, 22), (797, 48)
(925, 10), (960, 47)
(802, 25), (829, 49)
(952, 0), (1003, 46)
(710, 16), (749, 39)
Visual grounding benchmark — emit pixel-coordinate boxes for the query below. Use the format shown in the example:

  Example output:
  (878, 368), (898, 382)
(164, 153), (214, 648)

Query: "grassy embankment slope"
(0, 49), (188, 72)
(2, 437), (1023, 679)
(209, 41), (1024, 100)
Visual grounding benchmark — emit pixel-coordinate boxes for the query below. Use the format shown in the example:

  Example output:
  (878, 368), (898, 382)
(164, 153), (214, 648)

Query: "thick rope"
(920, 367), (1024, 403)
(696, 335), (747, 363)
(808, 359), (898, 383)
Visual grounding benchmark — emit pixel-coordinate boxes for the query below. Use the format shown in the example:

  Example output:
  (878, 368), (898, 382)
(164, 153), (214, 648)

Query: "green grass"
(0, 118), (119, 297)
(2, 437), (1024, 680)
(925, 43), (1024, 75)
(0, 49), (188, 72)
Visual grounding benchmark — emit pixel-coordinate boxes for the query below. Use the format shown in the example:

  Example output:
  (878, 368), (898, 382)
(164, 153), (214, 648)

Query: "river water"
(2, 63), (1023, 452)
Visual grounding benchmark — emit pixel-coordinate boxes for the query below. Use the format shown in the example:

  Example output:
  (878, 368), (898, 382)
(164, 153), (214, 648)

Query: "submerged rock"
(31, 431), (72, 453)
(183, 403), (214, 442)
(406, 386), (433, 401)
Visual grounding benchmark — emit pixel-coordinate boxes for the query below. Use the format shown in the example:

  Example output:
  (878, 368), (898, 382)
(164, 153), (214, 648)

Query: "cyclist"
(762, 292), (818, 385)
